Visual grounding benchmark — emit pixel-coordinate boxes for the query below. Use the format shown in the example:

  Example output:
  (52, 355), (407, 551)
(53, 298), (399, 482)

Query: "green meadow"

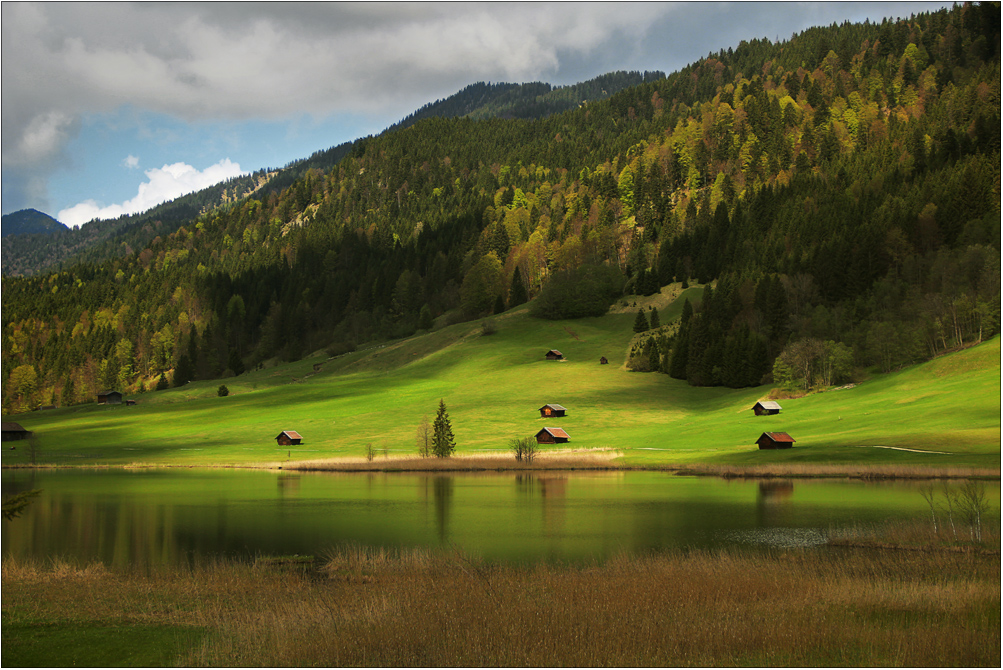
(3, 288), (999, 470)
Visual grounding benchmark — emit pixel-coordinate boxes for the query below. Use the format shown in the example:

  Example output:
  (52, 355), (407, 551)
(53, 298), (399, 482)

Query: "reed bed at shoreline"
(3, 541), (999, 667)
(5, 459), (999, 481)
(669, 463), (1001, 480)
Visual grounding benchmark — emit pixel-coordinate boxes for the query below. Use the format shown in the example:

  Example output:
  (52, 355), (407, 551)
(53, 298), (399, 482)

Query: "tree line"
(2, 3), (999, 412)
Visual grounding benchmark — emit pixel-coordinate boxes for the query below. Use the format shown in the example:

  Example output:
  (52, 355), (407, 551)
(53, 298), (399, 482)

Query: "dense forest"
(2, 3), (999, 412)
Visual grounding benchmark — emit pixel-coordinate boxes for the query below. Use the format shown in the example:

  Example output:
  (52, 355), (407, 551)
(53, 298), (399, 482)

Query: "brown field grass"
(4, 541), (999, 667)
(670, 463), (1001, 480)
(282, 448), (624, 472)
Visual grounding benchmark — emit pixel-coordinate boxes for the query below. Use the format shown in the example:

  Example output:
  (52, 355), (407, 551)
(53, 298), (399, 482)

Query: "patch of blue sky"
(47, 106), (396, 218)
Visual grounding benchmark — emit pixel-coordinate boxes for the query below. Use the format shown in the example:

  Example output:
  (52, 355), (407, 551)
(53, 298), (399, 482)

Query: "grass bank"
(3, 538), (999, 667)
(3, 294), (999, 471)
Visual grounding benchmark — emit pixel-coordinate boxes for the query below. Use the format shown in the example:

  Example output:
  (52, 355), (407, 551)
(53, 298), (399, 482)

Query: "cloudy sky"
(2, 2), (953, 228)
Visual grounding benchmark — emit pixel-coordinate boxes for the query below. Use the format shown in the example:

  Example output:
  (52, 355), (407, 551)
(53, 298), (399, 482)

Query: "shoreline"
(3, 456), (999, 481)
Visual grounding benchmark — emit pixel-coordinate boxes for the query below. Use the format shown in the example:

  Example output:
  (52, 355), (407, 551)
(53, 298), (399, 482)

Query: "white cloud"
(123, 154), (140, 169)
(57, 158), (245, 228)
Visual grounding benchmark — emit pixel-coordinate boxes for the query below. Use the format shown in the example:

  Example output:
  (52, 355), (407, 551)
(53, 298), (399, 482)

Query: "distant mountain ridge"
(1, 209), (68, 238)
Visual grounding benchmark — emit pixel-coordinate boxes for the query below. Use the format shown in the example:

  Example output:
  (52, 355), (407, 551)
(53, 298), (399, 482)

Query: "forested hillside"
(1, 209), (68, 238)
(3, 3), (999, 413)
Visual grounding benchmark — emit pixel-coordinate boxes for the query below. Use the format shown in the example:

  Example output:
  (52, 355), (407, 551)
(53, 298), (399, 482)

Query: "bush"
(217, 384), (229, 397)
(530, 264), (624, 320)
(511, 436), (538, 463)
(481, 320), (498, 336)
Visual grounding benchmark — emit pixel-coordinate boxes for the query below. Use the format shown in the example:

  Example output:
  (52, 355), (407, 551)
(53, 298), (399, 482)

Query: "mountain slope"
(1, 3), (999, 415)
(1, 209), (68, 237)
(0, 72), (664, 279)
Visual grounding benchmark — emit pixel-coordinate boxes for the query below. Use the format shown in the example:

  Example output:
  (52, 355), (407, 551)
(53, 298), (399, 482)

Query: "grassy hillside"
(2, 286), (999, 470)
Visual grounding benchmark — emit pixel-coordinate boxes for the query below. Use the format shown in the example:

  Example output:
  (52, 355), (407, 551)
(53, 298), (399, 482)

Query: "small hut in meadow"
(756, 432), (795, 449)
(545, 349), (564, 361)
(275, 430), (303, 446)
(97, 390), (123, 405)
(752, 400), (783, 416)
(539, 403), (567, 418)
(536, 426), (570, 444)
(600, 356), (609, 365)
(2, 422), (31, 442)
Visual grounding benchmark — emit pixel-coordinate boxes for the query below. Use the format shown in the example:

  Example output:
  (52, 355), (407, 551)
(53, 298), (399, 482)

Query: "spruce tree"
(509, 269), (528, 307)
(633, 308), (649, 333)
(649, 306), (660, 329)
(432, 399), (456, 458)
(418, 304), (434, 331)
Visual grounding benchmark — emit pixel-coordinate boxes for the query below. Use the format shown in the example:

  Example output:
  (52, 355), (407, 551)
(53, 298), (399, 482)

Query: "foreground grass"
(3, 540), (998, 667)
(2, 292), (999, 470)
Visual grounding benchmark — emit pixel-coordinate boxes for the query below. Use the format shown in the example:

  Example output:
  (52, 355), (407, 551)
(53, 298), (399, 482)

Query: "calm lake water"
(2, 469), (998, 566)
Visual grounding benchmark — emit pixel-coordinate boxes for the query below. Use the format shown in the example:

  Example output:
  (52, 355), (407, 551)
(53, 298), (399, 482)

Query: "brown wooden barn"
(536, 426), (570, 444)
(600, 356), (609, 365)
(97, 390), (123, 405)
(752, 400), (782, 415)
(275, 430), (303, 446)
(545, 349), (564, 360)
(539, 403), (567, 418)
(2, 422), (31, 442)
(756, 432), (796, 449)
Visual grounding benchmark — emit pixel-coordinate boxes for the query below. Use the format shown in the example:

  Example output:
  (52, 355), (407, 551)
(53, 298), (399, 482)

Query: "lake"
(2, 469), (996, 566)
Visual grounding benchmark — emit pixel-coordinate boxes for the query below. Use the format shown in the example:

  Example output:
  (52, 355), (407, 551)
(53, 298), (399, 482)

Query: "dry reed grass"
(4, 541), (998, 667)
(671, 462), (1001, 480)
(281, 448), (624, 472)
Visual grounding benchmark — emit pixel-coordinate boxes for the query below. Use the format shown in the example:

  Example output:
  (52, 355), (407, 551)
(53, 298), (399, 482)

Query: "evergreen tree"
(173, 353), (194, 387)
(668, 300), (694, 379)
(60, 375), (74, 407)
(493, 294), (506, 314)
(418, 304), (434, 331)
(509, 269), (528, 307)
(633, 308), (649, 333)
(228, 348), (245, 376)
(649, 306), (660, 329)
(432, 398), (456, 458)
(155, 373), (169, 391)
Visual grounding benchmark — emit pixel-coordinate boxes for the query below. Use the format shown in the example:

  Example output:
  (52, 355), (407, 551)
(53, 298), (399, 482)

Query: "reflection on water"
(433, 476), (452, 543)
(2, 469), (997, 567)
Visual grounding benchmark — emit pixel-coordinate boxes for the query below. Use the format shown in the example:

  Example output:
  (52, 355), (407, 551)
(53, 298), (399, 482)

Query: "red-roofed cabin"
(756, 432), (795, 449)
(276, 430), (303, 446)
(536, 426), (570, 444)
(545, 350), (564, 360)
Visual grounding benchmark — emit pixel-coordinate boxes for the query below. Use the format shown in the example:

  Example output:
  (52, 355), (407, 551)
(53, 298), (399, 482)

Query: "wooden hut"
(275, 430), (303, 446)
(545, 349), (564, 360)
(752, 400), (782, 416)
(539, 403), (567, 418)
(536, 426), (570, 444)
(599, 356), (609, 365)
(756, 432), (796, 449)
(1, 422), (31, 442)
(97, 390), (123, 405)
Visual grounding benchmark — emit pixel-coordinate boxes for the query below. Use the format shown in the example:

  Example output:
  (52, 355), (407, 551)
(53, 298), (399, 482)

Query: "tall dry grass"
(4, 542), (998, 667)
(282, 448), (624, 472)
(671, 462), (1001, 480)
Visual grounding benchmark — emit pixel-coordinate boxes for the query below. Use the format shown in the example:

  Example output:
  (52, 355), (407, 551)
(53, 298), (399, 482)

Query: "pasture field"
(2, 287), (999, 471)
